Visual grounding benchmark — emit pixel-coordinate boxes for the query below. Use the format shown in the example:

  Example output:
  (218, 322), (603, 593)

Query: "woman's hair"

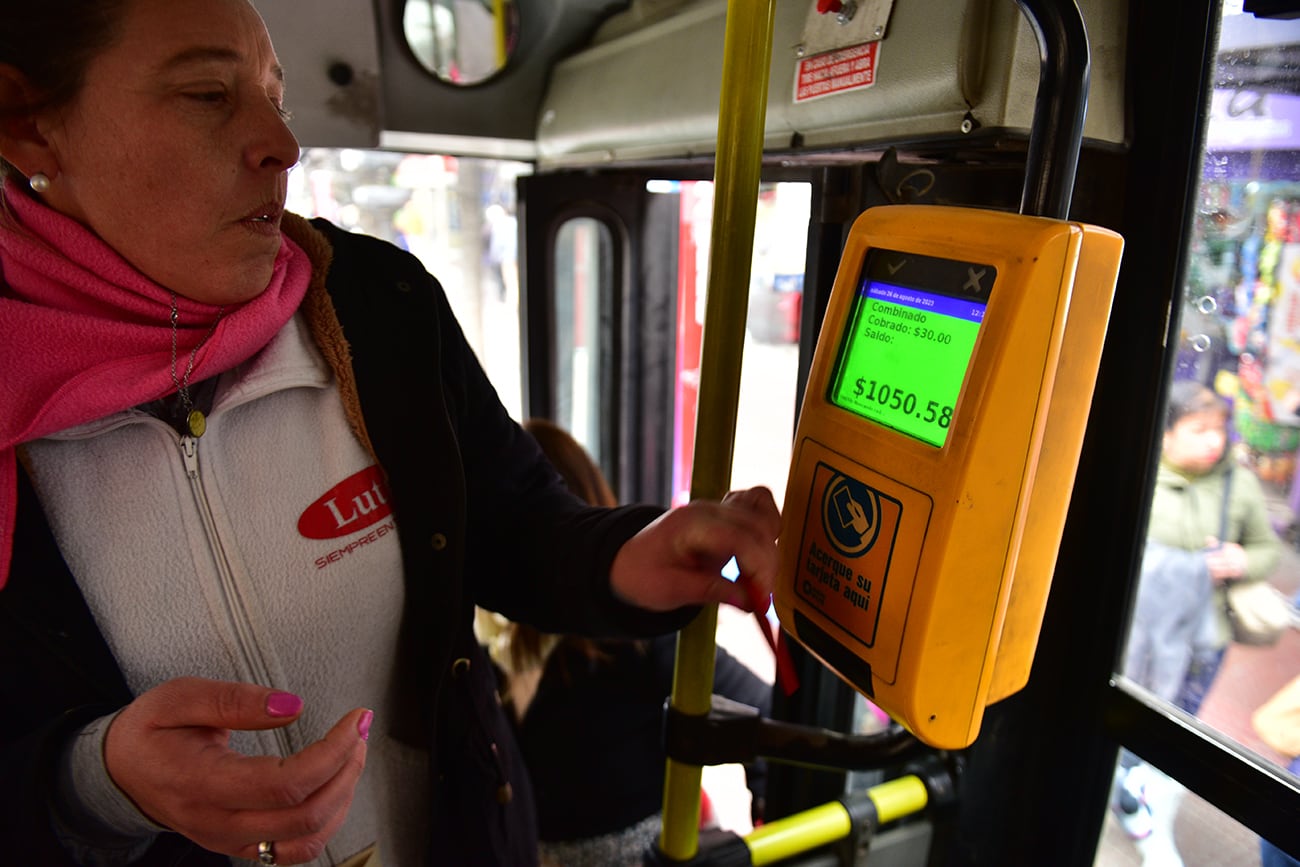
(1164, 379), (1228, 430)
(0, 1), (128, 187)
(522, 418), (618, 508)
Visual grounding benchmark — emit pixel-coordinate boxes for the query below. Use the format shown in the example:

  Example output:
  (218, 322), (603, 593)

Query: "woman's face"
(37, 0), (299, 305)
(1163, 409), (1228, 474)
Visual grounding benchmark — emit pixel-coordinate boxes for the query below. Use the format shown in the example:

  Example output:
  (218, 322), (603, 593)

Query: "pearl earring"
(29, 172), (50, 193)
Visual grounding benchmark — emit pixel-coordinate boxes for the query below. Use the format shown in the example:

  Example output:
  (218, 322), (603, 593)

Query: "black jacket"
(515, 636), (771, 842)
(0, 218), (692, 866)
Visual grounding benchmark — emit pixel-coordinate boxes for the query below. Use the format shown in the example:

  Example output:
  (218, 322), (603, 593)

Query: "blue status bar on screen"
(865, 282), (986, 323)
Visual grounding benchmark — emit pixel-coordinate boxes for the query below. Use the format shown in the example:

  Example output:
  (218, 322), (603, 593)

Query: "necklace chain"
(169, 292), (225, 437)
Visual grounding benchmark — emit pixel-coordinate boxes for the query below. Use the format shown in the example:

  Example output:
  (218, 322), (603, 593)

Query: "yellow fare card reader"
(773, 205), (1122, 749)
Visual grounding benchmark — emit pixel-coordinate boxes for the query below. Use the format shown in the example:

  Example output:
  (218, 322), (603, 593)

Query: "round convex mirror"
(403, 0), (519, 85)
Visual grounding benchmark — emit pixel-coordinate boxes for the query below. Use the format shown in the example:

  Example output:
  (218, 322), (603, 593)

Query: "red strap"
(741, 579), (800, 696)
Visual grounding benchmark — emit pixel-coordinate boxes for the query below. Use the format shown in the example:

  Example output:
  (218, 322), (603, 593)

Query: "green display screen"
(828, 248), (994, 447)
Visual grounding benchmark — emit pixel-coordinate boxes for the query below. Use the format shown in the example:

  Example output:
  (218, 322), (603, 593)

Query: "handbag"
(1224, 578), (1293, 646)
(1217, 466), (1293, 647)
(1252, 674), (1300, 758)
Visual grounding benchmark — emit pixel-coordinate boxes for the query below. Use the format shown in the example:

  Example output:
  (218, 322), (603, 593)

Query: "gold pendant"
(186, 409), (207, 438)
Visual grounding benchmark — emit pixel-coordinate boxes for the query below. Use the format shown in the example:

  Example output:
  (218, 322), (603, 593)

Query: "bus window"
(553, 217), (614, 462)
(1102, 4), (1300, 864)
(287, 149), (528, 419)
(671, 179), (809, 834)
(670, 180), (808, 510)
(669, 179), (806, 672)
(732, 182), (809, 503)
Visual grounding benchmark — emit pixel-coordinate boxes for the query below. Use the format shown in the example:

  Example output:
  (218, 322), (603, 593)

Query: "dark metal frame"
(517, 170), (687, 504)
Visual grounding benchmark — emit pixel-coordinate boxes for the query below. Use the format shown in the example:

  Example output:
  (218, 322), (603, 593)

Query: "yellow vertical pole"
(657, 0), (776, 860)
(493, 0), (508, 68)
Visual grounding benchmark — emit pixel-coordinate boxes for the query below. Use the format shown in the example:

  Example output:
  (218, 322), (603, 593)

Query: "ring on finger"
(257, 840), (277, 866)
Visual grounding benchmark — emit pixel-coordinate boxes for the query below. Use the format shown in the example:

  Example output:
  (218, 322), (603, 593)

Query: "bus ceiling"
(253, 0), (1130, 166)
(254, 0), (628, 159)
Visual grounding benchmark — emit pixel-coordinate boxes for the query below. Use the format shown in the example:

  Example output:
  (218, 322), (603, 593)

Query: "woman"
(477, 420), (772, 867)
(1114, 379), (1282, 855)
(1143, 378), (1281, 714)
(0, 2), (781, 865)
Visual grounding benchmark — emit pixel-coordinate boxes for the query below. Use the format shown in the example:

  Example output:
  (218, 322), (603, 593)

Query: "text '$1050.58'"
(852, 378), (953, 429)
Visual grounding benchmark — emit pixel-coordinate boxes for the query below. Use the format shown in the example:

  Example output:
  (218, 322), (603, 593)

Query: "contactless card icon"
(794, 461), (904, 652)
(824, 473), (880, 557)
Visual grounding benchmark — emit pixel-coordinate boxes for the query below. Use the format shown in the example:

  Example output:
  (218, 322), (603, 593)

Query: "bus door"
(517, 169), (687, 504)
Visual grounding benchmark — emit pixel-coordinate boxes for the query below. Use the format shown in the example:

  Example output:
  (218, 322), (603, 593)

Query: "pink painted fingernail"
(358, 710), (374, 741)
(266, 691), (303, 717)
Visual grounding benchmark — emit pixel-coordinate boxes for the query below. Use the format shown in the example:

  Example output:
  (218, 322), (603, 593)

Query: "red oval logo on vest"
(298, 466), (394, 540)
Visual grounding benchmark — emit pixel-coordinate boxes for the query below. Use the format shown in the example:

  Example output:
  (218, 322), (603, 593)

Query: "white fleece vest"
(25, 313), (429, 867)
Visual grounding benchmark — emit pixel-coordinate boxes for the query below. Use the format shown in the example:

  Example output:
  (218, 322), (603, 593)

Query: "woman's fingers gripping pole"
(611, 485), (782, 612)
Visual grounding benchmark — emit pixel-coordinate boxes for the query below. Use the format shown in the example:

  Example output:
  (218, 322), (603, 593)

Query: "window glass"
(1097, 783), (1279, 865)
(667, 179), (810, 833)
(1100, 4), (1300, 864)
(287, 149), (528, 419)
(733, 182), (809, 501)
(552, 217), (612, 463)
(669, 180), (809, 510)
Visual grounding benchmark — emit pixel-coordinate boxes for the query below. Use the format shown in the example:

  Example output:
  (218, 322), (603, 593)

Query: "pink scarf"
(0, 183), (311, 589)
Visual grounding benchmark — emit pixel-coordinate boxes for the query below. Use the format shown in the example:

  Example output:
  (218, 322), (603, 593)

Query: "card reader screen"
(828, 248), (994, 447)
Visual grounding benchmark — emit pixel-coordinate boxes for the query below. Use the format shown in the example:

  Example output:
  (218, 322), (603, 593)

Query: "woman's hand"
(1204, 538), (1249, 582)
(610, 486), (782, 612)
(104, 677), (370, 865)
